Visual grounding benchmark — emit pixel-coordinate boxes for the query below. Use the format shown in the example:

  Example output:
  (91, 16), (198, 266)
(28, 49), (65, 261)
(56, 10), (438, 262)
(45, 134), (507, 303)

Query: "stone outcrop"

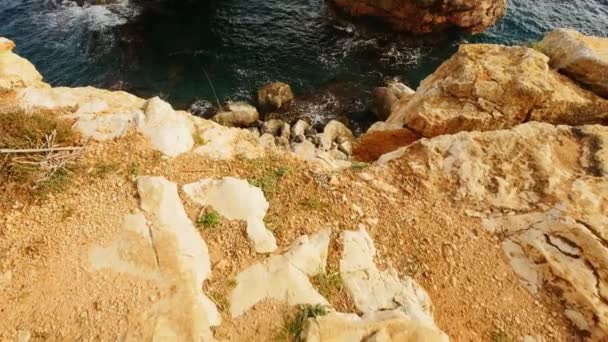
(539, 29), (608, 98)
(331, 0), (506, 34)
(183, 177), (277, 253)
(386, 44), (608, 137)
(230, 230), (331, 317)
(383, 122), (608, 338)
(0, 38), (44, 90)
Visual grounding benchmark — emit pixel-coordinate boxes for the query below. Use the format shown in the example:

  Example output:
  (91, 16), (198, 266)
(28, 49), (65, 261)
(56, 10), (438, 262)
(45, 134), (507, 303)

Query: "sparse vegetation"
(90, 162), (120, 178)
(493, 330), (512, 342)
(205, 278), (236, 311)
(301, 195), (321, 210)
(276, 304), (328, 342)
(0, 110), (81, 202)
(246, 156), (292, 197)
(197, 210), (221, 229)
(192, 133), (208, 146)
(311, 272), (343, 299)
(350, 162), (369, 171)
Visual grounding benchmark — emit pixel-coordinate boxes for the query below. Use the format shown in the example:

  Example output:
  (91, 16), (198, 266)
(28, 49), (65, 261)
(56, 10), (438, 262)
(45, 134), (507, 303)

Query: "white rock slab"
(183, 177), (277, 253)
(230, 229), (331, 317)
(303, 310), (449, 342)
(340, 227), (436, 328)
(134, 176), (220, 340)
(72, 111), (143, 141)
(139, 97), (195, 157)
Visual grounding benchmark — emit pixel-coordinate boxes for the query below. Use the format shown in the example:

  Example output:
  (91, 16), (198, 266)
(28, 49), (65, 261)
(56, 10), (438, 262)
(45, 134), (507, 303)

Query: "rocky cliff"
(331, 0), (506, 34)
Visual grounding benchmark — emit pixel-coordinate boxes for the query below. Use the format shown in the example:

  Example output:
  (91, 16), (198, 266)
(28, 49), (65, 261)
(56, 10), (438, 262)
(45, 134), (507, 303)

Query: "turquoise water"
(1, 0), (607, 126)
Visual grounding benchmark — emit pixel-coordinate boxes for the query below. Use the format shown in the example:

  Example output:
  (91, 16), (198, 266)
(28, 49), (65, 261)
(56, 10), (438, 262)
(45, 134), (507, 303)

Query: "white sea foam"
(42, 0), (139, 31)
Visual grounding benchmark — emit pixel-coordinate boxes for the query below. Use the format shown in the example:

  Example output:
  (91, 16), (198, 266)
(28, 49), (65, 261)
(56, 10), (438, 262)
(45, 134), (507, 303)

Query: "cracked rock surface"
(385, 44), (608, 137)
(387, 121), (608, 338)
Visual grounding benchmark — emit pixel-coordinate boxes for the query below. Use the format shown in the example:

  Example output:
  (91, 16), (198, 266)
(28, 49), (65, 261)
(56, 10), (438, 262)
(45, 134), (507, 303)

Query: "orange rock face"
(331, 0), (507, 34)
(353, 128), (419, 162)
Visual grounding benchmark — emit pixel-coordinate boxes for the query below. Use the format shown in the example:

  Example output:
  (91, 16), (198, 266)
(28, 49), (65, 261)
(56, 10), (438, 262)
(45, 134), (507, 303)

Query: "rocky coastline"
(1, 24), (608, 342)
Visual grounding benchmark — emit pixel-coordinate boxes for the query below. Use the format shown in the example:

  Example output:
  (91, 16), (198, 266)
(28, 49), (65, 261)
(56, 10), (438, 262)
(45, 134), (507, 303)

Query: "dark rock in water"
(187, 99), (217, 119)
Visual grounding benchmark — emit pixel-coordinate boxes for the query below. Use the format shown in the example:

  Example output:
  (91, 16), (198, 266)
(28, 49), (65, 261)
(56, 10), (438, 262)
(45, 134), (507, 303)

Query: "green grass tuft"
(197, 210), (221, 229)
(276, 304), (328, 342)
(311, 272), (343, 299)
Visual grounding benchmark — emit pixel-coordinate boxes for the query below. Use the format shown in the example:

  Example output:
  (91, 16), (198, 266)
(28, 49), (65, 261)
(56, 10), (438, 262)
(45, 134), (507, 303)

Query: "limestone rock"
(91, 177), (221, 341)
(16, 86), (145, 114)
(213, 102), (259, 127)
(257, 82), (294, 111)
(320, 120), (354, 151)
(303, 310), (449, 342)
(192, 118), (264, 160)
(371, 82), (415, 121)
(353, 128), (419, 162)
(293, 140), (317, 161)
(72, 112), (142, 141)
(389, 121), (608, 338)
(193, 121), (262, 159)
(331, 0), (506, 34)
(230, 230), (331, 317)
(391, 122), (608, 210)
(139, 97), (195, 157)
(340, 227), (435, 327)
(483, 209), (608, 338)
(386, 44), (608, 137)
(292, 119), (310, 137)
(0, 37), (45, 90)
(539, 28), (608, 98)
(183, 177), (277, 253)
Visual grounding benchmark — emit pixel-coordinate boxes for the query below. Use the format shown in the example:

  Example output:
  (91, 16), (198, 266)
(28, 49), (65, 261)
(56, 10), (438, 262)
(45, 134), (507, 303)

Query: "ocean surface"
(1, 0), (607, 128)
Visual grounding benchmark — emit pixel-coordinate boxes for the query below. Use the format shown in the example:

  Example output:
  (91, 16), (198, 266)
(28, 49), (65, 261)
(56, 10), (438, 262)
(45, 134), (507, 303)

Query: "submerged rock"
(331, 0), (506, 34)
(257, 81), (294, 112)
(386, 44), (608, 137)
(539, 28), (608, 98)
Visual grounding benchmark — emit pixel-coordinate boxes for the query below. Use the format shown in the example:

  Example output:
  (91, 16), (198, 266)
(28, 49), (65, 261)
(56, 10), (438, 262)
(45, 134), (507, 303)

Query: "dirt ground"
(0, 133), (575, 341)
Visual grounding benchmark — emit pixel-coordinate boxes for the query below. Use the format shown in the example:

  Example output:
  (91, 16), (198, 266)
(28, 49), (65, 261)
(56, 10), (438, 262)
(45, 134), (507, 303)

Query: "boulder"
(257, 82), (294, 111)
(320, 120), (354, 151)
(187, 99), (217, 119)
(538, 28), (608, 98)
(191, 119), (264, 160)
(385, 121), (608, 338)
(292, 119), (310, 137)
(139, 97), (195, 157)
(371, 82), (415, 121)
(386, 44), (608, 137)
(353, 128), (419, 162)
(213, 101), (259, 127)
(330, 0), (506, 34)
